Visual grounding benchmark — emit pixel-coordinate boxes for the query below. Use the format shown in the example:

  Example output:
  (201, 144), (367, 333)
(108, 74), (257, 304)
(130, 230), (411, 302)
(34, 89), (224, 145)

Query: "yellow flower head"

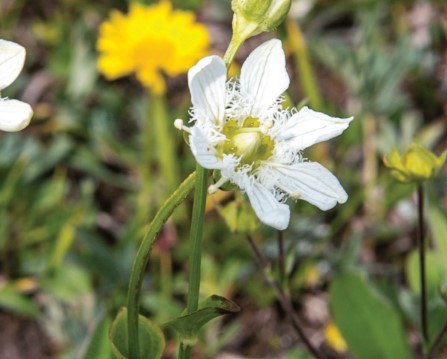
(383, 143), (446, 184)
(97, 1), (210, 94)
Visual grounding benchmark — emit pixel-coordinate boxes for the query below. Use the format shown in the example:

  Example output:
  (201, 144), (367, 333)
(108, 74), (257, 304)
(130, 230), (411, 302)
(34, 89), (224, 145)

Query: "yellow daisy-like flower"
(97, 1), (210, 94)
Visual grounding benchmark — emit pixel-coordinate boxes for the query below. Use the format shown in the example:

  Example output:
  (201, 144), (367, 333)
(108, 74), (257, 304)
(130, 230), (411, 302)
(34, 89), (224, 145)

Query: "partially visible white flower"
(177, 39), (353, 230)
(0, 39), (33, 132)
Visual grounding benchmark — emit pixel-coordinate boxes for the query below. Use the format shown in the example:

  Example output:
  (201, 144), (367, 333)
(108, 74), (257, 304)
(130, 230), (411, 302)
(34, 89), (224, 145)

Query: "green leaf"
(109, 307), (165, 359)
(218, 196), (259, 233)
(405, 249), (444, 298)
(163, 295), (240, 346)
(0, 287), (39, 318)
(330, 272), (412, 359)
(428, 204), (447, 273)
(84, 316), (112, 359)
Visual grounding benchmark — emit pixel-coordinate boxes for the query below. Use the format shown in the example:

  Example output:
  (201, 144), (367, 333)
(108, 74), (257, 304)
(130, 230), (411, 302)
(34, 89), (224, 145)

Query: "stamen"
(174, 119), (191, 133)
(290, 192), (301, 200)
(208, 176), (228, 194)
(260, 119), (273, 133)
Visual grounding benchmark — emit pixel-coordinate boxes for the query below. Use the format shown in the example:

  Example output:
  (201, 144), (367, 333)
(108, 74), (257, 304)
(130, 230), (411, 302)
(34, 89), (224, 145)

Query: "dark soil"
(0, 312), (57, 359)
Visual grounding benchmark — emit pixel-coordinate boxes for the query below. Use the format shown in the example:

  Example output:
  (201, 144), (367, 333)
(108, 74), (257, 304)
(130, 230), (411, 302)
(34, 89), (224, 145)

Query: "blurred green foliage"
(0, 0), (447, 358)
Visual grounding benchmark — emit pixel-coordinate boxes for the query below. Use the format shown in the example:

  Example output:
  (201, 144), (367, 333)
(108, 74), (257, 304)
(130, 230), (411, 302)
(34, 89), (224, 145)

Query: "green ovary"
(218, 117), (274, 167)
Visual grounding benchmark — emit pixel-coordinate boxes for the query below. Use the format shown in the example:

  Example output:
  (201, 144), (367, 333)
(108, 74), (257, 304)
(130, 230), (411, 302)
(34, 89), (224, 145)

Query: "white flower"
(0, 39), (33, 132)
(177, 39), (353, 230)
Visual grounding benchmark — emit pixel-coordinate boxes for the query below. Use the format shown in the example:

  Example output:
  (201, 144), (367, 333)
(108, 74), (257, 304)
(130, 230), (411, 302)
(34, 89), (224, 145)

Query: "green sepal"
(109, 307), (165, 359)
(163, 295), (240, 346)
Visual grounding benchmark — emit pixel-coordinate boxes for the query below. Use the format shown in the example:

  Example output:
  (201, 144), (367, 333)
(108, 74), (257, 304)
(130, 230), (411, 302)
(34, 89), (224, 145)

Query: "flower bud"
(231, 0), (292, 40)
(383, 144), (446, 184)
(232, 0), (271, 21)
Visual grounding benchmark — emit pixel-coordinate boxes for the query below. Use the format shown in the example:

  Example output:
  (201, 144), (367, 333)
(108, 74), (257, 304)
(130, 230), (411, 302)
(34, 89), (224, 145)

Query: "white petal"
(245, 181), (290, 230)
(240, 39), (289, 116)
(188, 55), (226, 125)
(273, 106), (353, 150)
(0, 39), (26, 90)
(0, 99), (33, 132)
(189, 126), (222, 169)
(273, 162), (348, 210)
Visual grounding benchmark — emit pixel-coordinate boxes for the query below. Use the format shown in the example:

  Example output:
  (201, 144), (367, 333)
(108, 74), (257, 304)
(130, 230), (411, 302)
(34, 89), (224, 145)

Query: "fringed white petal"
(189, 126), (222, 170)
(273, 106), (353, 150)
(0, 39), (26, 91)
(188, 55), (226, 125)
(245, 181), (290, 230)
(273, 162), (348, 210)
(240, 39), (289, 117)
(0, 99), (33, 132)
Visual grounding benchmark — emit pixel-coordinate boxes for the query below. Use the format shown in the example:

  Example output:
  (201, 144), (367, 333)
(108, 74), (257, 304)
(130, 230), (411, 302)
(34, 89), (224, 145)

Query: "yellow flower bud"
(383, 144), (446, 184)
(231, 0), (292, 41)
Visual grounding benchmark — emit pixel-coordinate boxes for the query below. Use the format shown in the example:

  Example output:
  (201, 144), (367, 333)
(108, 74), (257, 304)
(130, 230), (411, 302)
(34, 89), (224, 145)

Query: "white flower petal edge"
(272, 106), (353, 151)
(188, 55), (227, 126)
(240, 39), (289, 117)
(0, 39), (32, 132)
(265, 162), (348, 211)
(245, 181), (290, 231)
(0, 39), (26, 90)
(0, 99), (33, 132)
(189, 126), (223, 169)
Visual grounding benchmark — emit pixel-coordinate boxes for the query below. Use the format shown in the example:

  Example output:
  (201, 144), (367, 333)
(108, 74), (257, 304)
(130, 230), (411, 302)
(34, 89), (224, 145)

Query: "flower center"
(219, 117), (274, 166)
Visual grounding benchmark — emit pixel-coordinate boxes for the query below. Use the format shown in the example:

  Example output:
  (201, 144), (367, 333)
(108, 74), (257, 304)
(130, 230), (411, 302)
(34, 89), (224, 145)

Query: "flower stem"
(223, 35), (243, 68)
(246, 235), (325, 359)
(277, 230), (285, 287)
(417, 184), (429, 343)
(127, 172), (197, 359)
(186, 165), (209, 313)
(178, 164), (209, 359)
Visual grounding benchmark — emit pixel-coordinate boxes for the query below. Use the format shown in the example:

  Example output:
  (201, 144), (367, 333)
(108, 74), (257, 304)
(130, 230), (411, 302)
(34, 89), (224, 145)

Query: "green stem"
(186, 165), (209, 313)
(178, 165), (209, 359)
(417, 184), (429, 343)
(127, 172), (197, 359)
(223, 35), (243, 69)
(277, 230), (285, 288)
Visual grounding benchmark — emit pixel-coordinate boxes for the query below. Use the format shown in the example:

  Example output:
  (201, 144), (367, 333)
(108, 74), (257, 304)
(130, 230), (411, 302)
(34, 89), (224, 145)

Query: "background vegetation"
(1, 0), (447, 358)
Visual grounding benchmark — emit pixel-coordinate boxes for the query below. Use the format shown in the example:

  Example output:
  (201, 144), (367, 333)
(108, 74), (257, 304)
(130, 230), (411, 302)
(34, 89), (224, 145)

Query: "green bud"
(262, 0), (292, 30)
(231, 0), (271, 21)
(231, 0), (292, 40)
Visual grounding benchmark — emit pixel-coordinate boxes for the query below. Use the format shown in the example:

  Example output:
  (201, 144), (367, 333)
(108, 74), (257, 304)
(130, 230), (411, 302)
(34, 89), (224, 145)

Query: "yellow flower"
(383, 143), (446, 184)
(97, 1), (210, 94)
(324, 321), (347, 353)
